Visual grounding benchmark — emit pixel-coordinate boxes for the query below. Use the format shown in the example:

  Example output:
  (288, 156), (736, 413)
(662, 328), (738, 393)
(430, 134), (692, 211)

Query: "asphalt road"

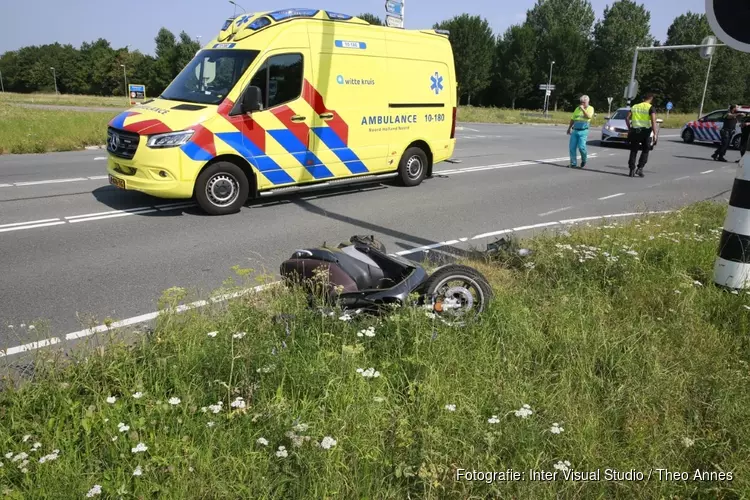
(0, 123), (739, 354)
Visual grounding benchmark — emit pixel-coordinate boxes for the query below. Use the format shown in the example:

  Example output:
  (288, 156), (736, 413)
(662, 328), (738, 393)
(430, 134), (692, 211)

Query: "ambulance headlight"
(146, 130), (195, 148)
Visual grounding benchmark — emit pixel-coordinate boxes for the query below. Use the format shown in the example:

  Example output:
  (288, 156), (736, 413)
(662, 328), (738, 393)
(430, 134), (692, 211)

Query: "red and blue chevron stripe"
(109, 111), (172, 135)
(270, 105), (334, 179)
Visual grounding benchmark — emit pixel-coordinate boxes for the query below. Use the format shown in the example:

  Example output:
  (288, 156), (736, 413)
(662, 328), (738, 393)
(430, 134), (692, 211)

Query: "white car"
(601, 107), (662, 149)
(681, 106), (750, 149)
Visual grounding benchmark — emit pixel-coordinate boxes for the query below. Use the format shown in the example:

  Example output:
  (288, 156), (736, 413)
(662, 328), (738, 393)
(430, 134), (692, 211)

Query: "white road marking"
(674, 176), (691, 181)
(69, 209), (159, 223)
(598, 193), (624, 200)
(0, 218), (61, 229)
(538, 206), (572, 217)
(93, 157), (107, 161)
(0, 209), (675, 358)
(660, 134), (680, 138)
(88, 175), (109, 180)
(0, 183), (11, 188)
(14, 177), (89, 186)
(701, 170), (714, 174)
(0, 221), (67, 233)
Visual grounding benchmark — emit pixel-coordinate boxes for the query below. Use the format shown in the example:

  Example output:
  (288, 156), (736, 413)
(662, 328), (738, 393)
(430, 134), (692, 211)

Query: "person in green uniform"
(567, 95), (594, 168)
(625, 93), (657, 177)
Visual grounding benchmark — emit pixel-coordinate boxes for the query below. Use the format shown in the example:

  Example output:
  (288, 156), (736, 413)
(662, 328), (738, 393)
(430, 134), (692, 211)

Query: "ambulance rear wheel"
(398, 147), (427, 187)
(195, 161), (249, 215)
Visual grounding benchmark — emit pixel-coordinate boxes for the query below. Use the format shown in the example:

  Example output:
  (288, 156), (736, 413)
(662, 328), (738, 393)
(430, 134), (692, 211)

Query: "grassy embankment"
(0, 201), (748, 498)
(0, 92), (695, 154)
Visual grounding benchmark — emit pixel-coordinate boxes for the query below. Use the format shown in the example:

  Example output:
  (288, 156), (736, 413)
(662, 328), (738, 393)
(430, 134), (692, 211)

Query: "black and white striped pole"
(714, 156), (750, 288)
(707, 0), (750, 288)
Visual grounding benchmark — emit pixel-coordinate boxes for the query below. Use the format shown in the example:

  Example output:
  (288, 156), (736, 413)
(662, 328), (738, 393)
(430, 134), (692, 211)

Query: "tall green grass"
(0, 92), (130, 108)
(0, 201), (747, 498)
(0, 105), (116, 154)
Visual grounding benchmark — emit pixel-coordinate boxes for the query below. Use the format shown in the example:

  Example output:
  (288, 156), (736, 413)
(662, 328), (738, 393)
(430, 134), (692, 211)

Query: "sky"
(0, 0), (705, 55)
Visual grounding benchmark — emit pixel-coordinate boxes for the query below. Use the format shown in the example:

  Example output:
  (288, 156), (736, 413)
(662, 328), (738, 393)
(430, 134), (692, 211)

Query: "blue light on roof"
(326, 11), (352, 20)
(247, 17), (271, 30)
(268, 8), (319, 21)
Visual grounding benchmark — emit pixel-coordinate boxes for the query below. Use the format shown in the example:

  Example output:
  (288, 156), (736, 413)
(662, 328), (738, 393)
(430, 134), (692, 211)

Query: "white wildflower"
(293, 423), (309, 433)
(731, 290), (739, 295)
(4, 453), (11, 459)
(207, 422), (215, 428)
(693, 280), (703, 287)
(524, 262), (536, 269)
(86, 484), (102, 497)
(232, 331), (247, 339)
(230, 397), (246, 409)
(257, 437), (269, 446)
(339, 314), (352, 322)
(207, 331), (218, 338)
(117, 423), (130, 433)
(275, 446), (288, 458)
(132, 465), (143, 476)
(22, 435), (31, 443)
(682, 437), (695, 448)
(320, 436), (337, 449)
(132, 392), (143, 399)
(357, 326), (376, 337)
(554, 460), (572, 472)
(425, 312), (436, 319)
(487, 415), (500, 424)
(28, 325), (35, 330)
(550, 422), (564, 434)
(111, 436), (118, 442)
(208, 402), (223, 413)
(356, 367), (380, 378)
(675, 290), (681, 294)
(11, 452), (28, 462)
(39, 450), (59, 463)
(168, 397), (181, 405)
(257, 364), (275, 373)
(106, 396), (116, 404)
(131, 443), (148, 454)
(514, 404), (533, 419)
(373, 396), (385, 403)
(31, 442), (41, 451)
(445, 404), (456, 412)
(744, 305), (750, 310)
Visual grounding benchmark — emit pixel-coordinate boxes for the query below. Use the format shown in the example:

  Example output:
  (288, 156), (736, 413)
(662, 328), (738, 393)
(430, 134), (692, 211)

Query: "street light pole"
(121, 64), (128, 104)
(698, 53), (713, 119)
(50, 67), (58, 95)
(544, 60), (555, 116)
(0, 69), (4, 93)
(229, 0), (245, 16)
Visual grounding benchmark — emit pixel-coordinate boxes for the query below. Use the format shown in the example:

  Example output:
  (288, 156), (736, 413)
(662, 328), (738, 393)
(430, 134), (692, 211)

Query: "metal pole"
(121, 64), (128, 104)
(698, 53), (713, 119)
(0, 69), (4, 92)
(545, 61), (554, 116)
(627, 49), (639, 105)
(51, 67), (58, 95)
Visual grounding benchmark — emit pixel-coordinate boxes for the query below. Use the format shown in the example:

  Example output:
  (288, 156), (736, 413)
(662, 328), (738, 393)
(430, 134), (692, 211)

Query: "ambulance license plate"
(109, 174), (125, 189)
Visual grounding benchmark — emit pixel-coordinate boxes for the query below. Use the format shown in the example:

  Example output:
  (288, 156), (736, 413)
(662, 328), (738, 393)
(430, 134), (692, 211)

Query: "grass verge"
(458, 105), (694, 130)
(0, 105), (116, 154)
(0, 92), (129, 109)
(1, 201), (747, 498)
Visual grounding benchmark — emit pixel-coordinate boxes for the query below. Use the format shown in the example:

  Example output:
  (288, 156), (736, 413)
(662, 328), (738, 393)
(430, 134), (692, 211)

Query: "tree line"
(2, 1), (749, 114)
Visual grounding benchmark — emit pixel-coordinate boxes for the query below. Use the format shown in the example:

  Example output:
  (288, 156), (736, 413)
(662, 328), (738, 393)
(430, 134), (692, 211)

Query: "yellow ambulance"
(106, 8), (457, 215)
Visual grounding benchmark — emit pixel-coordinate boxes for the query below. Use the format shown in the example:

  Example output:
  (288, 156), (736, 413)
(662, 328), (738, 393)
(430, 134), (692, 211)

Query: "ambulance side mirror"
(241, 86), (263, 113)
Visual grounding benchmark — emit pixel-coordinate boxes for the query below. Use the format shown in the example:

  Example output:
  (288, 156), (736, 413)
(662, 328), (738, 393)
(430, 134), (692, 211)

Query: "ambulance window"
(248, 53), (303, 109)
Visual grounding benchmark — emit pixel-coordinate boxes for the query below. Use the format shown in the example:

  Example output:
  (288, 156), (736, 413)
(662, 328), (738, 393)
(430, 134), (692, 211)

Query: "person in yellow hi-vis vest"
(625, 93), (657, 177)
(566, 95), (594, 168)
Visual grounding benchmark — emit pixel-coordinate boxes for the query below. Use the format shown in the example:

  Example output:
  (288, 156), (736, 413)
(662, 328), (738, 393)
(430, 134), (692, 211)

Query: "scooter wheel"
(422, 264), (493, 322)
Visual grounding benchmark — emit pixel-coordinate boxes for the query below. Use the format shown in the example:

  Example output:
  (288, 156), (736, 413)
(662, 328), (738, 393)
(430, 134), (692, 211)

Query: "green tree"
(358, 13), (384, 26)
(495, 24), (537, 108)
(662, 12), (712, 112)
(433, 14), (495, 105)
(589, 0), (654, 108)
(525, 0), (596, 110)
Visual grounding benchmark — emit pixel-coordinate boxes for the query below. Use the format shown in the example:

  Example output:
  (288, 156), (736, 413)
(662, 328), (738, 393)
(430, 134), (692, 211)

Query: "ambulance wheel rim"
(406, 155), (423, 179)
(206, 173), (240, 207)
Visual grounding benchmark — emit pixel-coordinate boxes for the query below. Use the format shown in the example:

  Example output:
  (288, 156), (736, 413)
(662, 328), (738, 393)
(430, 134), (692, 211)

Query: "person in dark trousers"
(625, 93), (657, 177)
(737, 111), (750, 163)
(712, 104), (738, 162)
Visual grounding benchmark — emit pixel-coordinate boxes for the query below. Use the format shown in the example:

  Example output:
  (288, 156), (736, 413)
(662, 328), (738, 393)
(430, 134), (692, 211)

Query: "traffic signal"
(706, 0), (750, 52)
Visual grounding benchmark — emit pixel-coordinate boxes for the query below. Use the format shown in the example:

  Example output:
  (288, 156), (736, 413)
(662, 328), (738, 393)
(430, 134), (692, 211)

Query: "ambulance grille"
(107, 127), (140, 160)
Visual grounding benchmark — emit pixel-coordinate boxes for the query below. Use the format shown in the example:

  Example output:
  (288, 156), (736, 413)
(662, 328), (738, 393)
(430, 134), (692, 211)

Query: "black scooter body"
(279, 235), (428, 310)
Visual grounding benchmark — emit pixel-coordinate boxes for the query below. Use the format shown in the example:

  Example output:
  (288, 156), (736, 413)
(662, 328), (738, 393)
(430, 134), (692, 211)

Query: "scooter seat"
(293, 247), (386, 291)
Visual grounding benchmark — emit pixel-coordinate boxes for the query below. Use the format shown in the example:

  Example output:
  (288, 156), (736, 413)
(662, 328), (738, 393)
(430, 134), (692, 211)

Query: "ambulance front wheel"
(398, 147), (428, 187)
(195, 161), (250, 215)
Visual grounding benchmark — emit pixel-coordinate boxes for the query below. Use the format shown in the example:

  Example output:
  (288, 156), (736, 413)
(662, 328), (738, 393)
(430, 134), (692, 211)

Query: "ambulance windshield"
(160, 49), (260, 106)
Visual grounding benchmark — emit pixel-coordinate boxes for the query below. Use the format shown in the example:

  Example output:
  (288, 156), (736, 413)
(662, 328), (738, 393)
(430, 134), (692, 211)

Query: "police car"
(681, 106), (750, 149)
(601, 107), (662, 149)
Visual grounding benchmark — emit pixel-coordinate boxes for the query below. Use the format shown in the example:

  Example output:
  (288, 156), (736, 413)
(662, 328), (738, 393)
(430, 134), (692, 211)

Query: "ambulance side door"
(244, 49), (327, 185)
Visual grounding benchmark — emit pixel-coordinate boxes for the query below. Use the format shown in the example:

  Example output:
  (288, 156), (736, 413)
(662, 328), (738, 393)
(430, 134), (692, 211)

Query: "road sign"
(128, 84), (145, 101)
(385, 0), (403, 17)
(386, 15), (403, 28)
(607, 97), (613, 105)
(539, 84), (556, 91)
(545, 90), (551, 97)
(700, 35), (717, 59)
(706, 0), (750, 53)
(666, 101), (673, 111)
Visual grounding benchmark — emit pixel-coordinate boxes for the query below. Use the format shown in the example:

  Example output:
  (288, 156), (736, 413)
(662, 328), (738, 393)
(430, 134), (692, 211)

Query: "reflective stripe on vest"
(631, 102), (652, 128)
